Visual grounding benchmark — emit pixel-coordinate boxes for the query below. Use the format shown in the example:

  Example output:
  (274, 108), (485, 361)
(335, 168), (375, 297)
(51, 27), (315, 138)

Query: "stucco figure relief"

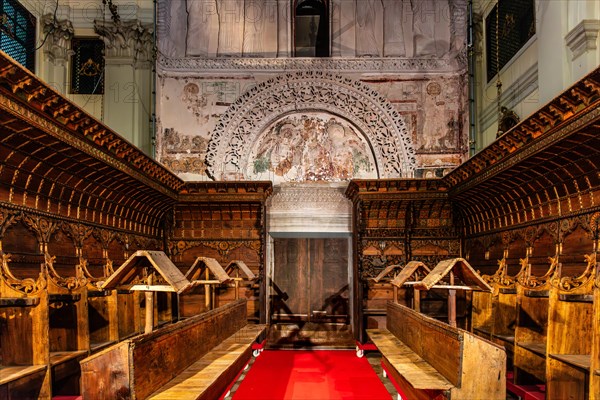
(411, 0), (451, 57)
(186, 0), (219, 57)
(382, 0), (406, 57)
(355, 0), (382, 57)
(249, 114), (376, 184)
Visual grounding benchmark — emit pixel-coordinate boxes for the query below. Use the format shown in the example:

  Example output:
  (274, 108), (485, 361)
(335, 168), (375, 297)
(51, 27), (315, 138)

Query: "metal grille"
(486, 0), (535, 82)
(0, 0), (35, 71)
(70, 37), (104, 95)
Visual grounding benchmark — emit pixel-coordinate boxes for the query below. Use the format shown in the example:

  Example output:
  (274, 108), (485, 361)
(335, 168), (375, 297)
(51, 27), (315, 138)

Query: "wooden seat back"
(80, 299), (248, 399)
(386, 302), (462, 386)
(384, 302), (506, 398)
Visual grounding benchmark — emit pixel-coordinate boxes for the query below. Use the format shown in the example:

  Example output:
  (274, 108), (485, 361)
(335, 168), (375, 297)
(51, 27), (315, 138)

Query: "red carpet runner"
(232, 350), (391, 400)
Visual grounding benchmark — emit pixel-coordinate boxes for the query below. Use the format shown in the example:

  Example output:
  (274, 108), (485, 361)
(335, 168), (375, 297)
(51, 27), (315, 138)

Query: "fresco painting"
(247, 114), (377, 184)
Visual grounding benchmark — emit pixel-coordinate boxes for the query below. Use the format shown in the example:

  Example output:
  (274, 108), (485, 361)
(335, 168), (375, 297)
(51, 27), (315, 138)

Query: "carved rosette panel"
(205, 71), (416, 180)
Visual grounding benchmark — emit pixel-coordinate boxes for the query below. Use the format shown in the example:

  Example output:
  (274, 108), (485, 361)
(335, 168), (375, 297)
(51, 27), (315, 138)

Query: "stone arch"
(205, 71), (416, 180)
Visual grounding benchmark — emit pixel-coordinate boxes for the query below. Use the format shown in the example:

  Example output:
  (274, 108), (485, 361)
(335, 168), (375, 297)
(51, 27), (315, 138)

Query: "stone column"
(94, 19), (154, 155)
(42, 14), (74, 94)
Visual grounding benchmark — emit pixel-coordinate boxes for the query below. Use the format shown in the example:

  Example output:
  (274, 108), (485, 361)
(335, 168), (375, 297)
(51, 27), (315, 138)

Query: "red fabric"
(233, 350), (391, 400)
(52, 397), (82, 400)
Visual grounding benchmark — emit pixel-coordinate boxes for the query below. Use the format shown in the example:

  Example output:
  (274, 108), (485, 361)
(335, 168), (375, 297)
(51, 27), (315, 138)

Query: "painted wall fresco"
(247, 113), (377, 184)
(155, 0), (469, 181)
(157, 72), (468, 181)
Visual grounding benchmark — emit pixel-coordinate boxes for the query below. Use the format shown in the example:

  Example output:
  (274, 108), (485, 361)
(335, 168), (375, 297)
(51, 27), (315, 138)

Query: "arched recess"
(294, 0), (329, 57)
(205, 71), (416, 181)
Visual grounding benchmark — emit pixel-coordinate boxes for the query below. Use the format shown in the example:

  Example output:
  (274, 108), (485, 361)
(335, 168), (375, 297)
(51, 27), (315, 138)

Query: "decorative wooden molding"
(0, 251), (47, 295)
(179, 181), (273, 203)
(0, 51), (182, 197)
(172, 240), (261, 257)
(553, 253), (596, 292)
(518, 254), (560, 290)
(44, 252), (88, 291)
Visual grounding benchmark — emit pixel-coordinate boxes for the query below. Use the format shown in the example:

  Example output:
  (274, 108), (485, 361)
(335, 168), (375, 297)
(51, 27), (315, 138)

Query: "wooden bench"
(80, 299), (265, 400)
(367, 302), (506, 399)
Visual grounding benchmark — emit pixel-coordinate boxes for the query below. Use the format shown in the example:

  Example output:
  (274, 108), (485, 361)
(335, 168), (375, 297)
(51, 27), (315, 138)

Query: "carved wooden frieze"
(171, 240), (261, 258)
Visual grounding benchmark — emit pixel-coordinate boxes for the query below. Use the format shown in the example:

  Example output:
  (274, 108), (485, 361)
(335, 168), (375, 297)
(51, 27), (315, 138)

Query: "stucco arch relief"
(206, 71), (416, 181)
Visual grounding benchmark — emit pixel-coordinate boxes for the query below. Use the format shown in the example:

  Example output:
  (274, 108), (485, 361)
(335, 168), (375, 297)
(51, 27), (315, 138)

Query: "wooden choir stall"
(80, 251), (266, 399)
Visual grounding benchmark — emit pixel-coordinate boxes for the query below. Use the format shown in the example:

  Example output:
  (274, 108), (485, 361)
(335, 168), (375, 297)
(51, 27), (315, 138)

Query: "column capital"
(42, 14), (74, 65)
(94, 19), (154, 65)
(565, 19), (600, 60)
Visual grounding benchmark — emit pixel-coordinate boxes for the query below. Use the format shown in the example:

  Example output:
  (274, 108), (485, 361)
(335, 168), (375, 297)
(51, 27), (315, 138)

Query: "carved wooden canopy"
(447, 67), (600, 235)
(0, 51), (180, 236)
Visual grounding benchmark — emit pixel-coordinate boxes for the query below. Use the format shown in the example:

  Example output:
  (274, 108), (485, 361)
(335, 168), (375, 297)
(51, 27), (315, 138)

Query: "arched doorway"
(294, 0), (330, 57)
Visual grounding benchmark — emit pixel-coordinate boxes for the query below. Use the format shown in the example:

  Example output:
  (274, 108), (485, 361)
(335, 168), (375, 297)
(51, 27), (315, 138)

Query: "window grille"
(0, 0), (35, 71)
(71, 37), (104, 95)
(486, 0), (535, 82)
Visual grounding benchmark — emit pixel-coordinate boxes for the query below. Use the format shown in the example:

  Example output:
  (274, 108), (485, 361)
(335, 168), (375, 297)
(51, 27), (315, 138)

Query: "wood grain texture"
(80, 341), (131, 400)
(80, 299), (255, 400)
(373, 302), (506, 399)
(149, 324), (265, 399)
(387, 302), (462, 386)
(591, 288), (600, 399)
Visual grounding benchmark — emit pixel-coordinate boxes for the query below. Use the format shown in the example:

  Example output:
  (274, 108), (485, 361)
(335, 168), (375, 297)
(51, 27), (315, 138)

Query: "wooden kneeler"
(415, 258), (492, 327)
(101, 250), (193, 333)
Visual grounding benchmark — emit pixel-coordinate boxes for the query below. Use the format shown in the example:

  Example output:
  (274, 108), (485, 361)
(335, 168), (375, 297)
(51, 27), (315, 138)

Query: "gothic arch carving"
(205, 71), (416, 180)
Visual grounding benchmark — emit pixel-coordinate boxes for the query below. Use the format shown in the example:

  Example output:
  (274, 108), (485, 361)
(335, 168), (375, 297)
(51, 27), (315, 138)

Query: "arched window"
(294, 0), (329, 57)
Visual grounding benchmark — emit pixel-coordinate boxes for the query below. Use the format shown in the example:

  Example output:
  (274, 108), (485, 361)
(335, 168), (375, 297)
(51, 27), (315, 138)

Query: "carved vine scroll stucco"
(205, 71), (417, 180)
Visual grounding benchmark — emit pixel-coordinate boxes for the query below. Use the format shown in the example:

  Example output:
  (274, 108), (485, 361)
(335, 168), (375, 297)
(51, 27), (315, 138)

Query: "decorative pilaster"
(94, 19), (154, 66)
(94, 18), (154, 155)
(42, 14), (74, 65)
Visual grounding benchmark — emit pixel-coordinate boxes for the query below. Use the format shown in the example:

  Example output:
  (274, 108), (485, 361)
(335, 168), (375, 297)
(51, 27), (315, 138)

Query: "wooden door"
(271, 238), (349, 324)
